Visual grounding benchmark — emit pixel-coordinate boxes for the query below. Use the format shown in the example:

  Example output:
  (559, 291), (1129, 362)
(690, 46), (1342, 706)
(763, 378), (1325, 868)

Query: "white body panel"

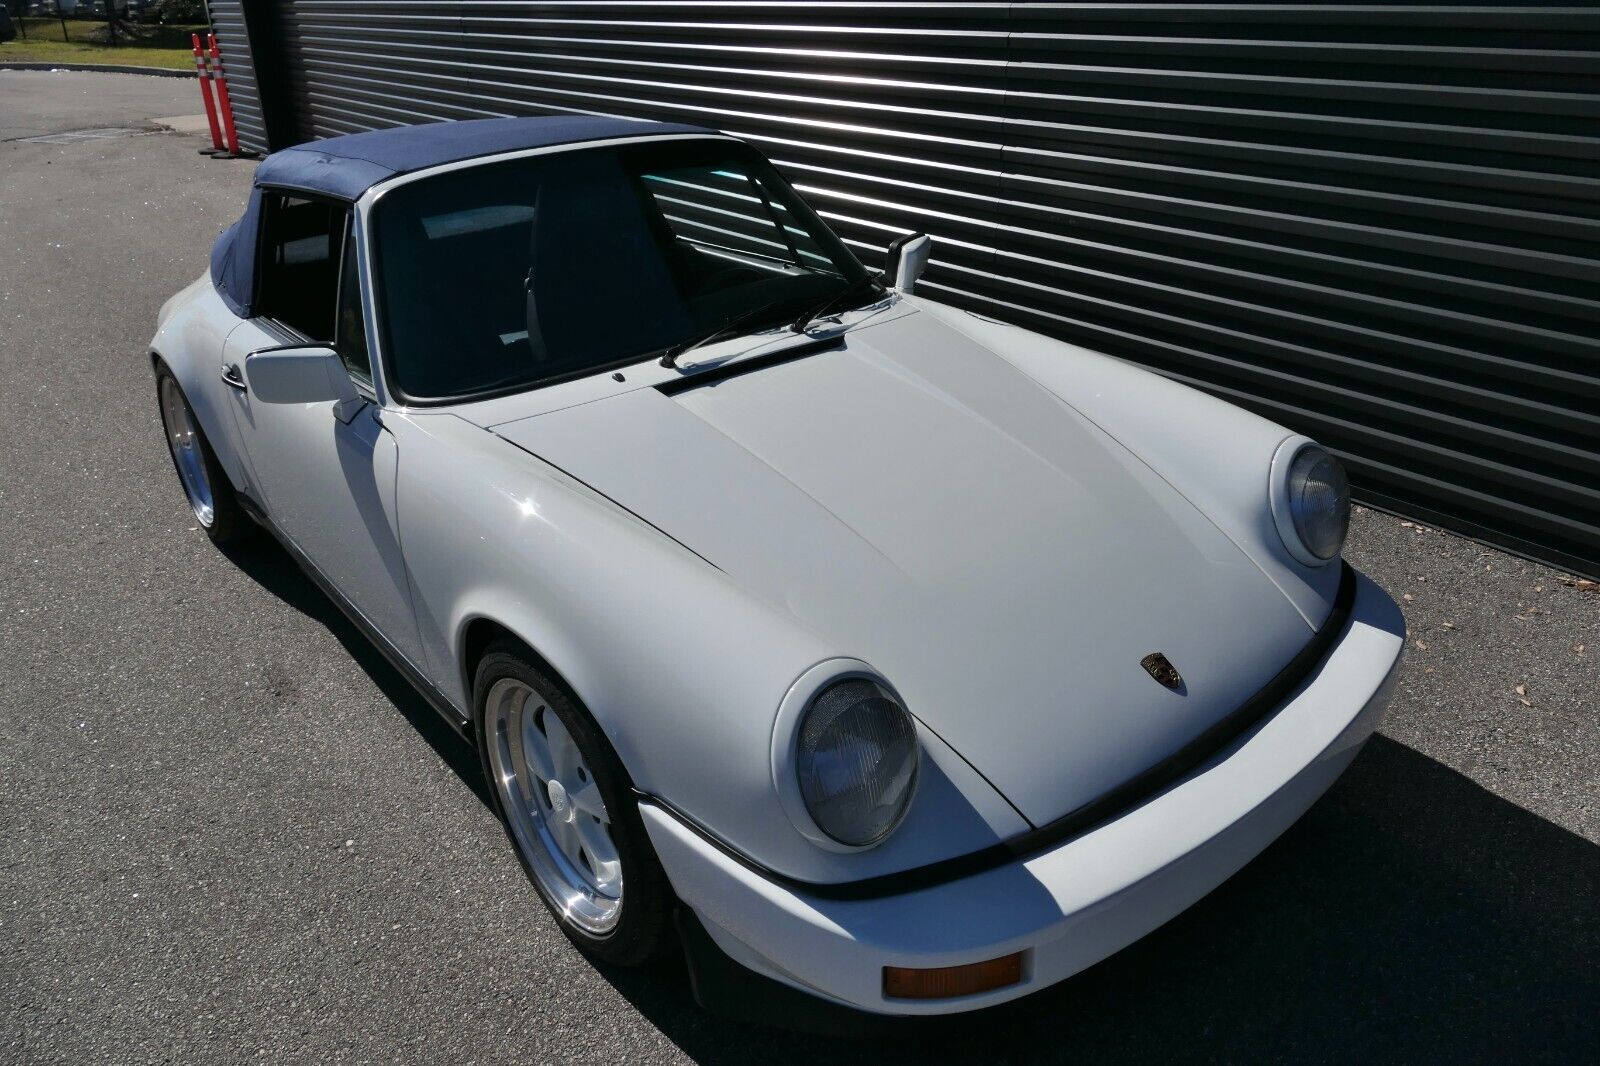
(149, 132), (1403, 1016)
(489, 310), (1313, 827)
(647, 572), (1403, 1014)
(151, 277), (252, 493)
(916, 299), (1345, 628)
(384, 409), (1031, 881)
(222, 321), (424, 668)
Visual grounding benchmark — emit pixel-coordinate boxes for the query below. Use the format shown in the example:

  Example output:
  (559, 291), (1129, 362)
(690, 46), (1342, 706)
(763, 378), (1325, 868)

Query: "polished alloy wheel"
(486, 677), (623, 935)
(158, 376), (215, 527)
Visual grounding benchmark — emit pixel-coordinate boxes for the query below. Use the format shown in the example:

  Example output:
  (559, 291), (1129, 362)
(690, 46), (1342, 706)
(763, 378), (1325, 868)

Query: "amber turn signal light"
(882, 951), (1025, 1000)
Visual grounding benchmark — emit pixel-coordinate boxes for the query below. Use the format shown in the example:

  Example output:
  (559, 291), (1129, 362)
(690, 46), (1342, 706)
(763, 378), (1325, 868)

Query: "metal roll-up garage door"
(240, 1), (1600, 578)
(203, 0), (270, 155)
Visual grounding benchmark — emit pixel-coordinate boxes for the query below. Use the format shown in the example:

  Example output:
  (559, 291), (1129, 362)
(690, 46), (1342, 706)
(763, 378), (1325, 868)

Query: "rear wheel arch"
(151, 349), (249, 497)
(153, 357), (249, 545)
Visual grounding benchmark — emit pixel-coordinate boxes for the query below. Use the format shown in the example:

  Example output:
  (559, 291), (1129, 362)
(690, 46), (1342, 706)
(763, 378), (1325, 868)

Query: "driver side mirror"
(885, 232), (932, 295)
(245, 345), (366, 423)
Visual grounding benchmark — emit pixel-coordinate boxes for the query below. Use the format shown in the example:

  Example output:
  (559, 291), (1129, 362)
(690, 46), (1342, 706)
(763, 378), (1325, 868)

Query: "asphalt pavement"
(2, 71), (1596, 1064)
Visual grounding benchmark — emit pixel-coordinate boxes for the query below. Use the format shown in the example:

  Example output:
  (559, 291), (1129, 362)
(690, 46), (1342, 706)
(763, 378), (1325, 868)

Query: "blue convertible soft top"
(210, 116), (715, 318)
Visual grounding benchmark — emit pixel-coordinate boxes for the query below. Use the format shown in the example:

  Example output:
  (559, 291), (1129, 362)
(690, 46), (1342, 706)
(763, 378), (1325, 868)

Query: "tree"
(151, 0), (204, 23)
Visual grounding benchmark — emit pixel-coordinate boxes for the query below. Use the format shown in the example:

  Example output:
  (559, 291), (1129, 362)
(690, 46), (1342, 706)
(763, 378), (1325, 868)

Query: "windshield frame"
(357, 132), (870, 408)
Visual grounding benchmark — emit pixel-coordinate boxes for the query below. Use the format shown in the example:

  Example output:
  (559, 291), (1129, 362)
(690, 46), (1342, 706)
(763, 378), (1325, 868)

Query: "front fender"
(387, 410), (1028, 883)
(913, 298), (1343, 628)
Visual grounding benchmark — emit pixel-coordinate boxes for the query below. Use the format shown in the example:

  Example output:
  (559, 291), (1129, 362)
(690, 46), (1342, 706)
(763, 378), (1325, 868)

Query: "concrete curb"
(0, 61), (192, 78)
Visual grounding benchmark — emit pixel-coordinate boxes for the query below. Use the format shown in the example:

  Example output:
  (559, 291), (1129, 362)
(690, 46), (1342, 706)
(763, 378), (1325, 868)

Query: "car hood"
(488, 309), (1313, 826)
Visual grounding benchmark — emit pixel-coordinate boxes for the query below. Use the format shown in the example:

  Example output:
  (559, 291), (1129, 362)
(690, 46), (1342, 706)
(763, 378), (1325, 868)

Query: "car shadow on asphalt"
(213, 533), (1598, 1061)
(219, 533), (491, 808)
(600, 737), (1600, 1064)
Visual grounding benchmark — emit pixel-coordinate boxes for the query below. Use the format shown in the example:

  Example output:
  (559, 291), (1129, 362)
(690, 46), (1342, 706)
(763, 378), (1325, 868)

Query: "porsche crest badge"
(1141, 652), (1184, 690)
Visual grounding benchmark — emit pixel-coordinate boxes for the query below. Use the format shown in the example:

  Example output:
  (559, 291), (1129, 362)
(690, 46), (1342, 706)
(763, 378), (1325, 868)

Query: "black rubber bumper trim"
(645, 561), (1359, 902)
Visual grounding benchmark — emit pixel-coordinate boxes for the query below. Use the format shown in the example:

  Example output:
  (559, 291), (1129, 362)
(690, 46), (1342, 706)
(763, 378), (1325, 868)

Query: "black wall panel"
(203, 0), (270, 154)
(228, 1), (1600, 577)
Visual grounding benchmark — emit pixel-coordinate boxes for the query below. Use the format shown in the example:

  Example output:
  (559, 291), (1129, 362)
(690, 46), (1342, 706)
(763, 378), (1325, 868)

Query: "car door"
(220, 195), (425, 669)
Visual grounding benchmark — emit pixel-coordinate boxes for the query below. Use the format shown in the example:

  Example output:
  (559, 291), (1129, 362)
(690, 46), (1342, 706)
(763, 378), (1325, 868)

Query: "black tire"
(473, 639), (673, 967)
(154, 363), (249, 546)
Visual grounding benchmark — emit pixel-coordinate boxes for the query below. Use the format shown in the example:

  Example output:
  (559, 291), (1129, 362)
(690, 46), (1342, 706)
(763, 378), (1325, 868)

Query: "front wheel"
(474, 640), (672, 966)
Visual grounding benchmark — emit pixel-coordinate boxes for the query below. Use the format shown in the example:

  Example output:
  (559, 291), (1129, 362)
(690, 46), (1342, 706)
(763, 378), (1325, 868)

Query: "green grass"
(0, 18), (205, 71)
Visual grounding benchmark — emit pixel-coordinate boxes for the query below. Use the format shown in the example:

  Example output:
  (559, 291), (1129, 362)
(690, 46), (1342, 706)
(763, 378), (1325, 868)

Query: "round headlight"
(1279, 443), (1350, 564)
(795, 678), (919, 847)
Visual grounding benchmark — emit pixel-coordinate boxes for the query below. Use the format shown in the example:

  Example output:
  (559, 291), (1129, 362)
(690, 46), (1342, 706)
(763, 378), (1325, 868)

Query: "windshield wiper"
(790, 274), (885, 335)
(659, 299), (790, 368)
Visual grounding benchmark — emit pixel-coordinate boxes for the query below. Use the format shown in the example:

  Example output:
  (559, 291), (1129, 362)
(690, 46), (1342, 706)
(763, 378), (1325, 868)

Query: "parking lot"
(2, 72), (1596, 1064)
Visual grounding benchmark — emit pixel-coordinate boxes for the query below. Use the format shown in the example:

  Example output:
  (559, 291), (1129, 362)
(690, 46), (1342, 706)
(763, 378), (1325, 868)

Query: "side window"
(334, 219), (372, 386)
(257, 194), (345, 342)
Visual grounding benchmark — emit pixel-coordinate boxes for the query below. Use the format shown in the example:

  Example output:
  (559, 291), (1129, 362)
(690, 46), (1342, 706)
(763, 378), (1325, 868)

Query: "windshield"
(369, 138), (871, 402)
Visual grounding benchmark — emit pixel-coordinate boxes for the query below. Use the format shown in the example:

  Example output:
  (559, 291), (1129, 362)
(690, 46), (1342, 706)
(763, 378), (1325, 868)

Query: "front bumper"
(642, 570), (1405, 1016)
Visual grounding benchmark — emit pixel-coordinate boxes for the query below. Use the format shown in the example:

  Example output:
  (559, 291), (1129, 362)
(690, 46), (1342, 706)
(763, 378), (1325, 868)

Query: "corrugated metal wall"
(230, 1), (1600, 578)
(204, 0), (270, 154)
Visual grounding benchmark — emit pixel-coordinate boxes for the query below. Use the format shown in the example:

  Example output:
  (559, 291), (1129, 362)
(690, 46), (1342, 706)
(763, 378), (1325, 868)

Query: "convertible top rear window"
(369, 140), (868, 404)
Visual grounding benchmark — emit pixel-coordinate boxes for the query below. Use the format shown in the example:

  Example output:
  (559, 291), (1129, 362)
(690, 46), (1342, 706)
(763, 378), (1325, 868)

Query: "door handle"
(221, 363), (247, 390)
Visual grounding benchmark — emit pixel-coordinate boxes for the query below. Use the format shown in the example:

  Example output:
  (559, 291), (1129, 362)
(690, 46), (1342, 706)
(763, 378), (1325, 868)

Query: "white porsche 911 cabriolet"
(150, 116), (1404, 1020)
